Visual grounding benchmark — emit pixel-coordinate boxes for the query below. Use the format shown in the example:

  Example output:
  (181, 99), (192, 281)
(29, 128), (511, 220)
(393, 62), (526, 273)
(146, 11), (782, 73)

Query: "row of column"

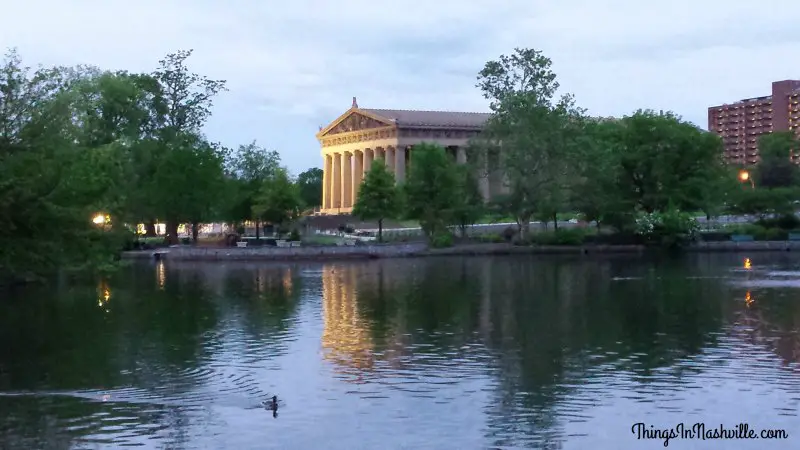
(322, 145), (479, 211)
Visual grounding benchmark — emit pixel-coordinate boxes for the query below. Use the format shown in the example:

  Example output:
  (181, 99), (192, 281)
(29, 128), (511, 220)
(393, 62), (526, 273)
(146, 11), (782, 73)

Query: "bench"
(731, 234), (754, 242)
(290, 241), (302, 247)
(789, 233), (800, 241)
(276, 240), (290, 248)
(236, 241), (248, 248)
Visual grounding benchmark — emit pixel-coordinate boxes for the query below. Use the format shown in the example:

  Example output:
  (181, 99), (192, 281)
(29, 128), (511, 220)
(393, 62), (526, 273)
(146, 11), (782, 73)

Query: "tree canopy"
(352, 160), (400, 242)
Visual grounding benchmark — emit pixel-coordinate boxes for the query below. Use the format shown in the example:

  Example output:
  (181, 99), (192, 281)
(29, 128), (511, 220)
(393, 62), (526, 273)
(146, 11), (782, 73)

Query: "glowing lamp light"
(92, 214), (106, 225)
(739, 170), (750, 182)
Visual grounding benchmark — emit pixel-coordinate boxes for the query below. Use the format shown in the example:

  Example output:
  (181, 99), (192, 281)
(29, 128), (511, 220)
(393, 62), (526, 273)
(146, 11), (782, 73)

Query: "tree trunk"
(553, 213), (559, 232)
(255, 219), (261, 240)
(517, 214), (531, 241)
(191, 222), (199, 243)
(165, 220), (179, 245)
(145, 221), (157, 237)
(378, 218), (383, 243)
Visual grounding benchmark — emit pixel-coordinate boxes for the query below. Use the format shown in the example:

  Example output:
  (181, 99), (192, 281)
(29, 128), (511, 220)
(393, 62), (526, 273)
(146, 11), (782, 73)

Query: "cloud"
(2, 0), (799, 173)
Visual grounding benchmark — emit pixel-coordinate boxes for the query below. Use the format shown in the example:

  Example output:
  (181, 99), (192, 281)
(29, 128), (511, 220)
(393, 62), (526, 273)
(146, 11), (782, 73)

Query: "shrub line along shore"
(121, 240), (800, 262)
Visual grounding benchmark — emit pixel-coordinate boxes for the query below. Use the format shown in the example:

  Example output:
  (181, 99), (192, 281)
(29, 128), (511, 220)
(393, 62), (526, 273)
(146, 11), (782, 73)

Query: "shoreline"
(120, 240), (800, 262)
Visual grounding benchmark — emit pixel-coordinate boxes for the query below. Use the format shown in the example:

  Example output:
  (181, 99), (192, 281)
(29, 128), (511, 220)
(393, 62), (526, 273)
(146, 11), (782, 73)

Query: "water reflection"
(156, 260), (166, 289)
(321, 266), (375, 377)
(3, 254), (800, 449)
(97, 279), (111, 311)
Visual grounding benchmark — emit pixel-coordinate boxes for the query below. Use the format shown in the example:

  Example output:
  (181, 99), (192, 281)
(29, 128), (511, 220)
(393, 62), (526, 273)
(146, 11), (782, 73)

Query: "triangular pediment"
(317, 109), (395, 138)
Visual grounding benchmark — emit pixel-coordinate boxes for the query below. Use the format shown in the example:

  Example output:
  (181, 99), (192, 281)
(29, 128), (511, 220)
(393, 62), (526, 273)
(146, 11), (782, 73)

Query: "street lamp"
(738, 170), (755, 189)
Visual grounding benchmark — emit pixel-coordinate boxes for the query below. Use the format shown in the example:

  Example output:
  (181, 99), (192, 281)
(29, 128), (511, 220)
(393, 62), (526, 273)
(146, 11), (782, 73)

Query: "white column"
(323, 153), (332, 210)
(456, 146), (467, 165)
(479, 148), (490, 200)
(353, 150), (364, 204)
(363, 148), (373, 176)
(386, 147), (395, 172)
(394, 146), (406, 183)
(342, 151), (352, 209)
(333, 153), (342, 209)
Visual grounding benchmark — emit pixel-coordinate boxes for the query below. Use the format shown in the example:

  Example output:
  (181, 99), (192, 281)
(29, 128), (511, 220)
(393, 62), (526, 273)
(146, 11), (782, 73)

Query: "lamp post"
(738, 170), (755, 189)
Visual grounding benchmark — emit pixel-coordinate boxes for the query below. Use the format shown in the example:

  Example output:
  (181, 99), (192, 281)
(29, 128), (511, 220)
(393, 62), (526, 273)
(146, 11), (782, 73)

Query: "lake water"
(1, 253), (799, 449)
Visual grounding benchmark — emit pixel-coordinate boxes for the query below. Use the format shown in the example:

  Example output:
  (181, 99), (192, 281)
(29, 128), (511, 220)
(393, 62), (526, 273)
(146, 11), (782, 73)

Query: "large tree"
(150, 133), (229, 243)
(352, 160), (400, 242)
(475, 48), (584, 238)
(612, 111), (728, 215)
(403, 143), (460, 238)
(225, 141), (282, 238)
(252, 168), (303, 237)
(0, 51), (134, 282)
(755, 132), (800, 188)
(151, 49), (227, 243)
(451, 164), (484, 237)
(296, 167), (323, 210)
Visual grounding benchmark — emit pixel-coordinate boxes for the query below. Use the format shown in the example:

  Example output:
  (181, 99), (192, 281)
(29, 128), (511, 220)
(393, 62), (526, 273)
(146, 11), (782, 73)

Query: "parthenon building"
(317, 98), (504, 215)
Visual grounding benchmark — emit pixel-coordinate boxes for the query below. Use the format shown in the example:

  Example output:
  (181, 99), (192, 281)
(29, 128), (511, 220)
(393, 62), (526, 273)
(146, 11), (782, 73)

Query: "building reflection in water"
(97, 279), (111, 312)
(254, 267), (294, 295)
(321, 265), (374, 380)
(156, 260), (166, 290)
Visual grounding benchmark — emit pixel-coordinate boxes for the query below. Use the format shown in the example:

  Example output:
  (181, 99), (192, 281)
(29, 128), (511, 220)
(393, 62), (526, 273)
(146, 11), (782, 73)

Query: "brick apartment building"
(708, 80), (800, 165)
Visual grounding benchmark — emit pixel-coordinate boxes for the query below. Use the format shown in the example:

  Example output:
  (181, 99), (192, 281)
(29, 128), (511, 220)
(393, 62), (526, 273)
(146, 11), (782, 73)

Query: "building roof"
(362, 108), (491, 129)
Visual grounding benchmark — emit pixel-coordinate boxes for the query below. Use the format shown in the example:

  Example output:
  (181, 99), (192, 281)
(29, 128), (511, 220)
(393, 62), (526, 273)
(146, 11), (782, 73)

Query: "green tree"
(150, 134), (228, 243)
(755, 132), (800, 188)
(475, 48), (584, 239)
(297, 167), (323, 210)
(352, 160), (400, 242)
(403, 143), (459, 238)
(0, 50), (131, 282)
(225, 141), (282, 238)
(252, 168), (303, 237)
(451, 164), (484, 237)
(612, 111), (728, 215)
(571, 119), (630, 230)
(151, 50), (227, 243)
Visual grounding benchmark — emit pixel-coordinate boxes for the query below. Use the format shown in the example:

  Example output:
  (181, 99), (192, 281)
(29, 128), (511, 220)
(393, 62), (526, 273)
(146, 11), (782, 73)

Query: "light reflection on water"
(1, 254), (800, 449)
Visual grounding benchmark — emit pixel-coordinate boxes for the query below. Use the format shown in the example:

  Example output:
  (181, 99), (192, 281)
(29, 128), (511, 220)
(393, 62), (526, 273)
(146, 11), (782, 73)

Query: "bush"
(584, 233), (642, 245)
(635, 209), (699, 248)
(502, 226), (517, 242)
(696, 231), (732, 242)
(478, 233), (505, 243)
(725, 223), (766, 237)
(289, 229), (301, 241)
(763, 228), (787, 241)
(430, 231), (454, 248)
(527, 228), (588, 245)
(756, 214), (800, 230)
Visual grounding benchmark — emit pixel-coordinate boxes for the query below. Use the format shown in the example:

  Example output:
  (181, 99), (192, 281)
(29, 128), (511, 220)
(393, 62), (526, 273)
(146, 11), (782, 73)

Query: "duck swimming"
(262, 395), (279, 412)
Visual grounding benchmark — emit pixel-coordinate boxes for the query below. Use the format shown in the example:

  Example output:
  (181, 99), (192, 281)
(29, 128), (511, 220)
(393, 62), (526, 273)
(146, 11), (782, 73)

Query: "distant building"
(316, 98), (503, 215)
(708, 80), (800, 165)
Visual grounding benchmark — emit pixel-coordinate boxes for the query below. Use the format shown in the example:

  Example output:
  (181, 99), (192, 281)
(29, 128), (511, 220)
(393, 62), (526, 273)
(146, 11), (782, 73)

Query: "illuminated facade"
(708, 80), (800, 165)
(317, 98), (509, 215)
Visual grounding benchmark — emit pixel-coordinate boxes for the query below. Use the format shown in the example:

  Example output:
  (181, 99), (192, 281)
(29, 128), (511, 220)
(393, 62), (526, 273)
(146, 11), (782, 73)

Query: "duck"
(262, 395), (279, 411)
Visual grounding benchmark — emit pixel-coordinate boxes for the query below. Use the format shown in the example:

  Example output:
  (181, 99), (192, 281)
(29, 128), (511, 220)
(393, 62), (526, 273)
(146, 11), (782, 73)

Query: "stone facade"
(316, 98), (506, 215)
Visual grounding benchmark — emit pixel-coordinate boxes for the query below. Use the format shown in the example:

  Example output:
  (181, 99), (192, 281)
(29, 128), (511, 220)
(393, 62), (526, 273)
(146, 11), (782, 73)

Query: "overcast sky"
(2, 0), (799, 174)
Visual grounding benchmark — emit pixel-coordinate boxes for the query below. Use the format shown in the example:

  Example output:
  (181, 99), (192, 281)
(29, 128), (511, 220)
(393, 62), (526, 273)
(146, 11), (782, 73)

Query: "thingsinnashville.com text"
(631, 422), (789, 447)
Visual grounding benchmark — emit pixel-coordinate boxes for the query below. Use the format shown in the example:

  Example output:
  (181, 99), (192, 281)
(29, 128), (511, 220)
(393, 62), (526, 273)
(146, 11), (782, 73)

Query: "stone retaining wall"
(120, 240), (800, 262)
(122, 243), (428, 261)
